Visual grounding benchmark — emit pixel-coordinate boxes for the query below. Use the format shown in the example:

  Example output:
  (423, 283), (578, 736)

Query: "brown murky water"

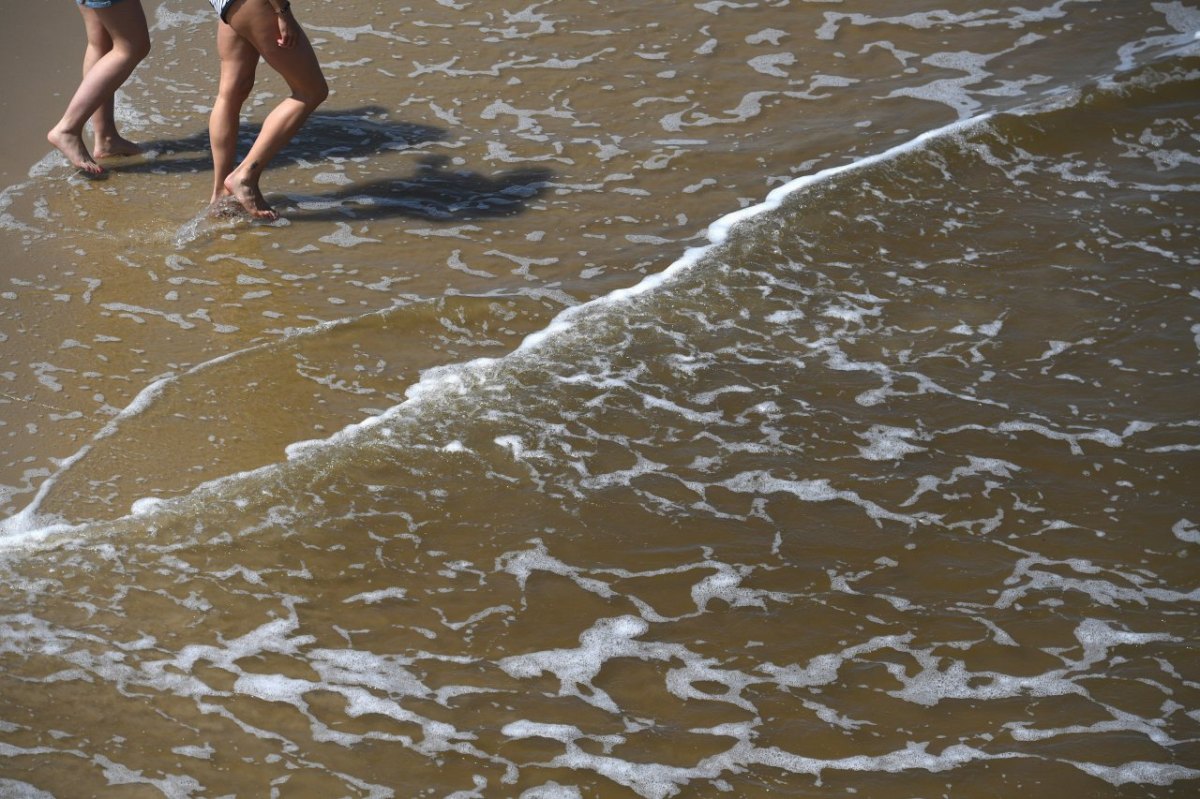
(1, 1), (1198, 796)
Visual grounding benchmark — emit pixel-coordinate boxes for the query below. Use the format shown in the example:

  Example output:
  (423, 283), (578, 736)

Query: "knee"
(119, 35), (151, 64)
(311, 79), (330, 110)
(220, 67), (258, 107)
(223, 74), (256, 106)
(114, 38), (149, 65)
(299, 76), (329, 111)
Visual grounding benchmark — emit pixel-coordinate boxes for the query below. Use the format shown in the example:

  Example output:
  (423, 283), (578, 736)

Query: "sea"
(0, 1), (1198, 796)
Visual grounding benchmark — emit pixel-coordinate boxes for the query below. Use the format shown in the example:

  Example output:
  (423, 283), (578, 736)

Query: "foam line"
(517, 116), (997, 354)
(3, 115), (997, 547)
(287, 114), (996, 461)
(0, 358), (248, 542)
(0, 303), (423, 546)
(707, 113), (993, 244)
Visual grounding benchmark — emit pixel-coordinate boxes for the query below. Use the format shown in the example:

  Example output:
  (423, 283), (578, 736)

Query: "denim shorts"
(77, 0), (129, 9)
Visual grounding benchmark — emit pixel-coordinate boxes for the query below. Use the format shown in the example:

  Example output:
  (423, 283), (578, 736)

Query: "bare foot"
(93, 134), (142, 159)
(47, 127), (103, 175)
(223, 174), (278, 221)
(206, 195), (245, 220)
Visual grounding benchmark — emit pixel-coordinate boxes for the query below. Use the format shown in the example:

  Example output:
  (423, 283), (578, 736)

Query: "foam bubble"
(344, 588), (408, 604)
(518, 783), (583, 799)
(1172, 518), (1199, 543)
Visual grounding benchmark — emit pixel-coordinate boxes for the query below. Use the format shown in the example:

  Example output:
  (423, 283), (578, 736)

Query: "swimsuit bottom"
(209, 0), (237, 22)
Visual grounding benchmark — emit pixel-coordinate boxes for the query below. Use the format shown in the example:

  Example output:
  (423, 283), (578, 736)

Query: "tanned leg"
(221, 0), (328, 219)
(209, 21), (258, 206)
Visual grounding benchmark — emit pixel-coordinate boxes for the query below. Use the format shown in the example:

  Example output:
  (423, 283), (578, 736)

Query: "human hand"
(276, 13), (298, 48)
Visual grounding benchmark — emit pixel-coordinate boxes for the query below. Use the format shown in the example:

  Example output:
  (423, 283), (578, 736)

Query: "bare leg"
(81, 11), (141, 158)
(48, 1), (150, 174)
(209, 22), (258, 205)
(220, 0), (328, 219)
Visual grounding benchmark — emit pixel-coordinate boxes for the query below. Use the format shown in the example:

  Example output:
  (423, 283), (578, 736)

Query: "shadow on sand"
(288, 155), (554, 223)
(124, 105), (446, 175)
(134, 104), (554, 224)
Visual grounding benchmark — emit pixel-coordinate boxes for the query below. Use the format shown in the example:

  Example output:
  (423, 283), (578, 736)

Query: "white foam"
(518, 782), (583, 799)
(130, 497), (167, 517)
(499, 615), (688, 714)
(0, 778), (56, 798)
(151, 3), (210, 31)
(308, 24), (400, 42)
(995, 551), (1200, 609)
(1067, 759), (1200, 787)
(344, 587), (408, 604)
(938, 419), (1129, 456)
(900, 456), (1019, 506)
(320, 222), (381, 248)
(0, 306), (422, 547)
(748, 53), (796, 78)
(279, 118), (995, 479)
(5, 116), (1000, 547)
(1172, 518), (1199, 543)
(713, 470), (928, 527)
(855, 424), (927, 461)
(91, 755), (203, 798)
(747, 28), (788, 46)
(707, 114), (991, 244)
(1114, 2), (1200, 73)
(689, 564), (791, 614)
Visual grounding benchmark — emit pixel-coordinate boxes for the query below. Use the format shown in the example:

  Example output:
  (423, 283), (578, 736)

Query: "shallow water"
(1, 1), (1198, 796)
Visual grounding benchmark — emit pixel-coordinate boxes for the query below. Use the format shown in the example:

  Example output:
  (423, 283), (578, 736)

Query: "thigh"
(217, 19), (259, 89)
(79, 5), (114, 51)
(226, 2), (324, 95)
(256, 26), (324, 96)
(91, 0), (149, 51)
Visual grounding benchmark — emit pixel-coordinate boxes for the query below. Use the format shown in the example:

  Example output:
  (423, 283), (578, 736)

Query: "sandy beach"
(1, 2), (1198, 796)
(0, 1), (81, 183)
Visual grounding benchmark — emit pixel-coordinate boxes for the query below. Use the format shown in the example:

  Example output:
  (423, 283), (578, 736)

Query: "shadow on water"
(124, 105), (447, 175)
(289, 155), (555, 223)
(164, 106), (554, 241)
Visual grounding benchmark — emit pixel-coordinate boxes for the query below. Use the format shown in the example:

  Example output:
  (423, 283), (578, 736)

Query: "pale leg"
(47, 1), (150, 173)
(81, 13), (142, 158)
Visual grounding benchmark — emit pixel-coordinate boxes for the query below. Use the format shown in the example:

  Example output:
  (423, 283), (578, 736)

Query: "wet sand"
(0, 0), (81, 183)
(0, 2), (1197, 796)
